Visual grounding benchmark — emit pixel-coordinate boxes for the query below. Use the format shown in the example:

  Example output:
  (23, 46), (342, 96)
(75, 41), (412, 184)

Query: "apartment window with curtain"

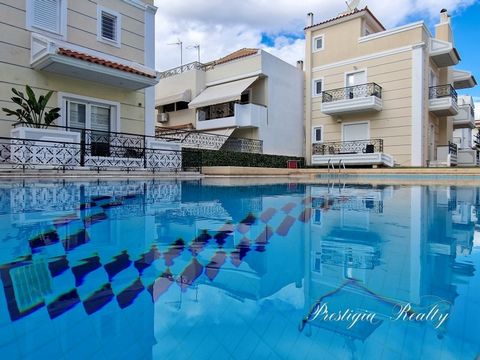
(27, 0), (66, 37)
(97, 7), (121, 46)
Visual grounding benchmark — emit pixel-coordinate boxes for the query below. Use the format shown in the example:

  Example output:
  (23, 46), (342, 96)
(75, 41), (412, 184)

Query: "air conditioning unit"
(157, 112), (169, 124)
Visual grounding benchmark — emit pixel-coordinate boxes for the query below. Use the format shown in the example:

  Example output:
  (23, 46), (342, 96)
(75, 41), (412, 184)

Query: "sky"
(153, 0), (480, 108)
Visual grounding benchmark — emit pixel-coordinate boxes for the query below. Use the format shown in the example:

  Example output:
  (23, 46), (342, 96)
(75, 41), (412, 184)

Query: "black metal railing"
(474, 132), (480, 147)
(429, 84), (458, 103)
(312, 139), (384, 155)
(12, 122), (263, 155)
(322, 83), (382, 103)
(448, 141), (458, 156)
(0, 136), (202, 173)
(158, 61), (214, 79)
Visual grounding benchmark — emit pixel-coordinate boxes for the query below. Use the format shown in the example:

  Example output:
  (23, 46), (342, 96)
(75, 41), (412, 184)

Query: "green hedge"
(182, 148), (305, 169)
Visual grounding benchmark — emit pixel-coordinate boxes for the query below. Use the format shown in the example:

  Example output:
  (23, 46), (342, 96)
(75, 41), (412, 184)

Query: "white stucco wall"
(260, 51), (304, 157)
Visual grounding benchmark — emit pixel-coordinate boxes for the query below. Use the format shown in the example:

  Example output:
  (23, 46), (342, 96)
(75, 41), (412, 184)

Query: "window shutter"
(101, 11), (117, 41)
(32, 0), (61, 34)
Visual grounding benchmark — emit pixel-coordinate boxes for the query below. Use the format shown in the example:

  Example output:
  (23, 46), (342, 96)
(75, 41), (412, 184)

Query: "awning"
(189, 76), (259, 108)
(201, 127), (236, 137)
(155, 89), (192, 107)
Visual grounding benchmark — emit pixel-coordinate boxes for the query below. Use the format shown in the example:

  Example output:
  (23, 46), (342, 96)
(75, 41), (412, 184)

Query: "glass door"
(90, 105), (111, 157)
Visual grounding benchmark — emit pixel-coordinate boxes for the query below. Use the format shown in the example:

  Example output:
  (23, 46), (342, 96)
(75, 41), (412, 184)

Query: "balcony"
(321, 83), (383, 116)
(196, 102), (267, 131)
(311, 139), (394, 167)
(453, 69), (477, 89)
(429, 85), (458, 116)
(430, 38), (460, 68)
(453, 102), (475, 129)
(30, 33), (159, 90)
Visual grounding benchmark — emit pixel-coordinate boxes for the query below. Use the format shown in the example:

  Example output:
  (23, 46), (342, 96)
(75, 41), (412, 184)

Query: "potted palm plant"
(3, 86), (80, 166)
(3, 86), (79, 143)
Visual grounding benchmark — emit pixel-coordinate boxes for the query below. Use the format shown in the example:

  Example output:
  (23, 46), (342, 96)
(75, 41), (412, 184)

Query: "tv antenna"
(167, 39), (183, 67)
(186, 44), (201, 63)
(345, 0), (360, 12)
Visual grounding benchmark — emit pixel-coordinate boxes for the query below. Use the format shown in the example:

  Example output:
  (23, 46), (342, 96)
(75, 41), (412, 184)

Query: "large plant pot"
(10, 127), (81, 167)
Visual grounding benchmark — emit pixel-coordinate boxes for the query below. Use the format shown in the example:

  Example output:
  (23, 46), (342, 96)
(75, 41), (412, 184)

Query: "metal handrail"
(429, 84), (458, 103)
(12, 122), (263, 154)
(158, 61), (213, 79)
(322, 83), (382, 103)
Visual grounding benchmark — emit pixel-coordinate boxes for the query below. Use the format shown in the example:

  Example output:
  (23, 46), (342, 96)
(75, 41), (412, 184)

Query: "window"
(27, 0), (66, 37)
(312, 34), (324, 52)
(97, 7), (121, 46)
(162, 102), (189, 113)
(240, 90), (251, 104)
(63, 96), (118, 157)
(312, 79), (323, 97)
(312, 126), (323, 143)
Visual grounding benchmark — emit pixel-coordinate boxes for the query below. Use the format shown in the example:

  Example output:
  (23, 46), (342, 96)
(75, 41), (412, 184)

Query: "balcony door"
(346, 70), (366, 98)
(65, 99), (114, 156)
(343, 122), (369, 142)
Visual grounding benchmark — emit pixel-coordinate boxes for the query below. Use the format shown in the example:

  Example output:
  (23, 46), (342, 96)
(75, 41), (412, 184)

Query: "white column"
(411, 44), (425, 166)
(144, 4), (157, 137)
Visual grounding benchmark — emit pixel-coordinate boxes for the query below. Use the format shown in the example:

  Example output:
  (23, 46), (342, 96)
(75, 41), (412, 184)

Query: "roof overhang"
(453, 69), (477, 89)
(430, 38), (460, 67)
(188, 76), (259, 109)
(155, 89), (192, 108)
(30, 33), (159, 90)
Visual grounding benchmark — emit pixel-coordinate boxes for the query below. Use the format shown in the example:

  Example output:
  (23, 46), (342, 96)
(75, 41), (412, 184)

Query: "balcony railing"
(312, 139), (384, 155)
(158, 62), (214, 80)
(155, 127), (263, 153)
(322, 83), (382, 103)
(429, 84), (458, 102)
(448, 141), (458, 157)
(0, 136), (200, 173)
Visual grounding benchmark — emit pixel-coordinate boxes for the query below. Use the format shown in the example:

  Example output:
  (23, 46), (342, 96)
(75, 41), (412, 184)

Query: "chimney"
(307, 13), (314, 27)
(440, 8), (450, 23)
(436, 8), (453, 43)
(296, 60), (304, 70)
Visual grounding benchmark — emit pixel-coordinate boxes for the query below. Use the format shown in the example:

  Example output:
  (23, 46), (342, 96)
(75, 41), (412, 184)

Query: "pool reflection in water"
(0, 180), (479, 359)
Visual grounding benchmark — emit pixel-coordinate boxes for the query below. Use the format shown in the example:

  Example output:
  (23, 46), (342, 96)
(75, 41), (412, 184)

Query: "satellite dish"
(345, 0), (360, 11)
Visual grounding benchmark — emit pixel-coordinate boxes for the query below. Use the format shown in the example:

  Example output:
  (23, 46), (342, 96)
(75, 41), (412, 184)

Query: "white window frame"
(312, 34), (325, 52)
(341, 121), (370, 142)
(312, 77), (324, 97)
(312, 125), (324, 144)
(97, 6), (122, 47)
(57, 92), (121, 132)
(26, 0), (68, 39)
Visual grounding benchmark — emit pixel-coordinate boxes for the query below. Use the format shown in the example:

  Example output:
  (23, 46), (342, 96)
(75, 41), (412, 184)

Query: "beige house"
(0, 0), (159, 139)
(304, 7), (476, 167)
(155, 48), (304, 156)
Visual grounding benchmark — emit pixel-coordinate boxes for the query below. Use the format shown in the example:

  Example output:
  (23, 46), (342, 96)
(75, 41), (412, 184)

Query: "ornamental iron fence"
(429, 84), (458, 103)
(322, 83), (382, 103)
(312, 139), (384, 156)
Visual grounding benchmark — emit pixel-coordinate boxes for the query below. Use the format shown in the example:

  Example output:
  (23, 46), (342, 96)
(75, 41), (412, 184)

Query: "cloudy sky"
(153, 0), (480, 108)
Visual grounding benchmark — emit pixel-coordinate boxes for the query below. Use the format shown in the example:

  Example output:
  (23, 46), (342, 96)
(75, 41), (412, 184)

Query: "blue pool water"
(0, 179), (479, 360)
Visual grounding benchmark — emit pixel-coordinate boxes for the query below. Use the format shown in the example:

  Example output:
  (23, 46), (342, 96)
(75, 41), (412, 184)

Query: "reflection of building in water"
(303, 185), (477, 357)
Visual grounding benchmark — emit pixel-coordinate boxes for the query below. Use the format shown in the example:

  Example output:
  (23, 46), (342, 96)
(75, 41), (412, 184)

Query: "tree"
(2, 86), (61, 129)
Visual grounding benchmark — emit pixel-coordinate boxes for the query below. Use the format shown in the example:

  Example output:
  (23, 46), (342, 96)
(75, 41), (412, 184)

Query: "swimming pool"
(0, 179), (478, 359)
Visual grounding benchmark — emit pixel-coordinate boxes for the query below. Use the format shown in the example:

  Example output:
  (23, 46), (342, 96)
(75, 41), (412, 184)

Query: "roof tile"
(57, 48), (156, 78)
